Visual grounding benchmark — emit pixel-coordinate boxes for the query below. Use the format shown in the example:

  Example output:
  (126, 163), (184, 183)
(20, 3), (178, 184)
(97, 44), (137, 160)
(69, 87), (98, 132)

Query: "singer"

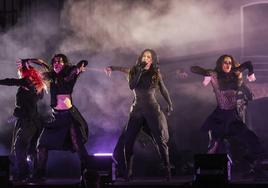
(123, 49), (173, 181)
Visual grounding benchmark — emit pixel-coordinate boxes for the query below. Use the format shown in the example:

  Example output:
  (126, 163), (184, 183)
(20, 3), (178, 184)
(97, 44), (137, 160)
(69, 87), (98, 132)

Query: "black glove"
(77, 60), (88, 68)
(21, 59), (30, 67)
(136, 61), (146, 72)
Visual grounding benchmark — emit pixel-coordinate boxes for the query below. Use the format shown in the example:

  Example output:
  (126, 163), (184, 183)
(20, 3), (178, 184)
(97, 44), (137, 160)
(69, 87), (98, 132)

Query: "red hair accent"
(19, 66), (46, 93)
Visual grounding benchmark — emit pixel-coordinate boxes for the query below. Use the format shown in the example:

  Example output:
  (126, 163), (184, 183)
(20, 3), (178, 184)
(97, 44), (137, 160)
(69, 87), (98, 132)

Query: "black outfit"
(108, 66), (160, 177)
(191, 61), (264, 165)
(0, 78), (43, 180)
(36, 64), (89, 178)
(113, 120), (160, 178)
(124, 65), (172, 179)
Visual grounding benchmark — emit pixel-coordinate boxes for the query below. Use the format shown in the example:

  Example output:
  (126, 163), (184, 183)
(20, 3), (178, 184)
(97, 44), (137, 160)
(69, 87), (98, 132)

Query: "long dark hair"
(215, 54), (241, 89)
(136, 49), (159, 70)
(129, 49), (160, 85)
(49, 53), (71, 80)
(215, 54), (236, 73)
(51, 53), (69, 66)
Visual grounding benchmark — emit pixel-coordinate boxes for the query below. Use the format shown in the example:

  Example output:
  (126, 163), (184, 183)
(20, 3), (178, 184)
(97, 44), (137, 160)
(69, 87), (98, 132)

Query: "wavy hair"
(19, 66), (46, 94)
(51, 53), (69, 66)
(129, 49), (160, 86)
(215, 54), (242, 88)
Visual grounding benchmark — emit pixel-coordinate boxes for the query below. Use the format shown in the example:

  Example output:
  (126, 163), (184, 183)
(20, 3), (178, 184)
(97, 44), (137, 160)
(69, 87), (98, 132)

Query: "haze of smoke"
(0, 0), (266, 154)
(60, 0), (242, 57)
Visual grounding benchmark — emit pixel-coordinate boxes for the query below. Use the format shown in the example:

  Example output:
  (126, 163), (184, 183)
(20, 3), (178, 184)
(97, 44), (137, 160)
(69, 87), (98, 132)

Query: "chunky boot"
(164, 165), (171, 181)
(125, 156), (134, 181)
(252, 159), (268, 181)
(32, 147), (47, 181)
(161, 152), (171, 181)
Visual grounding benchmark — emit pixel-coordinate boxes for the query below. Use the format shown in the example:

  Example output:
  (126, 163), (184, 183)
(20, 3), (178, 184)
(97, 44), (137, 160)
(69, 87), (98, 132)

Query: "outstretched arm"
(64, 60), (88, 82)
(105, 66), (130, 76)
(191, 66), (215, 86)
(190, 66), (212, 76)
(233, 61), (256, 82)
(158, 74), (173, 115)
(0, 78), (28, 87)
(18, 58), (50, 71)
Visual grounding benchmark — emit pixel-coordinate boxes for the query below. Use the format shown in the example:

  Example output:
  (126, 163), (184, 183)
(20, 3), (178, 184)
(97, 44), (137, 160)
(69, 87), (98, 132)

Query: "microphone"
(138, 61), (147, 69)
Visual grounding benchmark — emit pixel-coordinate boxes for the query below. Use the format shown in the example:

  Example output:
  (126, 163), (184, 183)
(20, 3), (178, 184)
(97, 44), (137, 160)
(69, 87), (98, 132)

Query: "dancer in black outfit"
(122, 49), (173, 180)
(191, 54), (265, 179)
(105, 66), (161, 178)
(105, 64), (187, 178)
(0, 59), (46, 181)
(34, 54), (89, 180)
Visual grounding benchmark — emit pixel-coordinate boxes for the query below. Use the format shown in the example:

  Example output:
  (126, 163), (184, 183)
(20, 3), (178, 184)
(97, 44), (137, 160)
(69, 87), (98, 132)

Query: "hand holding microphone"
(137, 61), (147, 72)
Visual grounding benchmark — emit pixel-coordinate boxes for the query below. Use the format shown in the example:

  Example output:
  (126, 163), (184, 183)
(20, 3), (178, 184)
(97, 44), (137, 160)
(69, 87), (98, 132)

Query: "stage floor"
(9, 175), (268, 188)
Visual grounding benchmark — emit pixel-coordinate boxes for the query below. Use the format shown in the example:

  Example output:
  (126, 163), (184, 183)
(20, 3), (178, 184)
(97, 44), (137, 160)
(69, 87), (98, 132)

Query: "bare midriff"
(54, 94), (72, 110)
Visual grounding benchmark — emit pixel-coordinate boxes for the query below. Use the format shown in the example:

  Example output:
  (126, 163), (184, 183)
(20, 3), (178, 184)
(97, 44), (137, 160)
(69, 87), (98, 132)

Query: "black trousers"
(113, 122), (160, 177)
(36, 111), (88, 177)
(206, 108), (264, 161)
(124, 104), (170, 173)
(11, 118), (40, 178)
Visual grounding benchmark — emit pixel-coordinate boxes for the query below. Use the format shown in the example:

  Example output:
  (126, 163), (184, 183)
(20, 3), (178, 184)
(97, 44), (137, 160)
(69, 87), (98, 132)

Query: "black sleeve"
(64, 66), (80, 82)
(158, 74), (173, 107)
(0, 78), (28, 87)
(109, 66), (130, 74)
(128, 66), (144, 90)
(77, 60), (88, 68)
(233, 61), (254, 76)
(190, 66), (212, 76)
(64, 61), (88, 82)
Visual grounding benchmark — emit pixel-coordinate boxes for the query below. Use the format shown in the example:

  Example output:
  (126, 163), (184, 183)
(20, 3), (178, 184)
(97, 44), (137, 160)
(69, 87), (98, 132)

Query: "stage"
(8, 175), (268, 188)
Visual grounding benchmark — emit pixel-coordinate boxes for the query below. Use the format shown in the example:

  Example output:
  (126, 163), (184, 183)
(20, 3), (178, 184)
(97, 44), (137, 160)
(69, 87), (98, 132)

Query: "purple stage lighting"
(93, 153), (113, 157)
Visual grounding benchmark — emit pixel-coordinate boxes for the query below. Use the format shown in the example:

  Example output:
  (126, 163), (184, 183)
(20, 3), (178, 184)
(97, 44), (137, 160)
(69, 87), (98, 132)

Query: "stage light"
(93, 153), (113, 157)
(87, 154), (116, 185)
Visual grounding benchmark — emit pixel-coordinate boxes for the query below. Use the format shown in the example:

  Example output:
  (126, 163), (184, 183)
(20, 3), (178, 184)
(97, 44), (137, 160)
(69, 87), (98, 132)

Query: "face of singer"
(222, 56), (232, 73)
(141, 51), (153, 70)
(53, 57), (65, 74)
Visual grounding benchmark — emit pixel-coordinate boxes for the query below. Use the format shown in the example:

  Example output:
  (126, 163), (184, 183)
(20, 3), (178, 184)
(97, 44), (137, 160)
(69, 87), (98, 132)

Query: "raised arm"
(109, 66), (130, 74)
(158, 73), (173, 114)
(233, 61), (254, 75)
(233, 61), (256, 82)
(19, 58), (51, 71)
(190, 66), (213, 76)
(128, 65), (145, 90)
(64, 60), (88, 82)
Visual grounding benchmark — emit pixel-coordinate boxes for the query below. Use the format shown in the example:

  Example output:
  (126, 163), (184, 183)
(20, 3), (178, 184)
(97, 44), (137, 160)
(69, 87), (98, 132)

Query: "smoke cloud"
(0, 0), (267, 162)
(59, 0), (244, 57)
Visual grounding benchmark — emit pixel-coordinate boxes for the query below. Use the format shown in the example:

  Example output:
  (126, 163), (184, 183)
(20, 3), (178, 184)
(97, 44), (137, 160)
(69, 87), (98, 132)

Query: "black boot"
(164, 165), (171, 181)
(252, 159), (268, 181)
(32, 147), (47, 181)
(125, 156), (134, 181)
(161, 150), (172, 181)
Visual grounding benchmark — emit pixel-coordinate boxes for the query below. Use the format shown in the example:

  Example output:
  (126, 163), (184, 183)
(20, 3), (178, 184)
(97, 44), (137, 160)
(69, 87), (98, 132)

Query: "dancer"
(122, 49), (173, 180)
(105, 65), (161, 178)
(0, 59), (47, 181)
(34, 54), (89, 180)
(105, 65), (186, 178)
(191, 54), (265, 179)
